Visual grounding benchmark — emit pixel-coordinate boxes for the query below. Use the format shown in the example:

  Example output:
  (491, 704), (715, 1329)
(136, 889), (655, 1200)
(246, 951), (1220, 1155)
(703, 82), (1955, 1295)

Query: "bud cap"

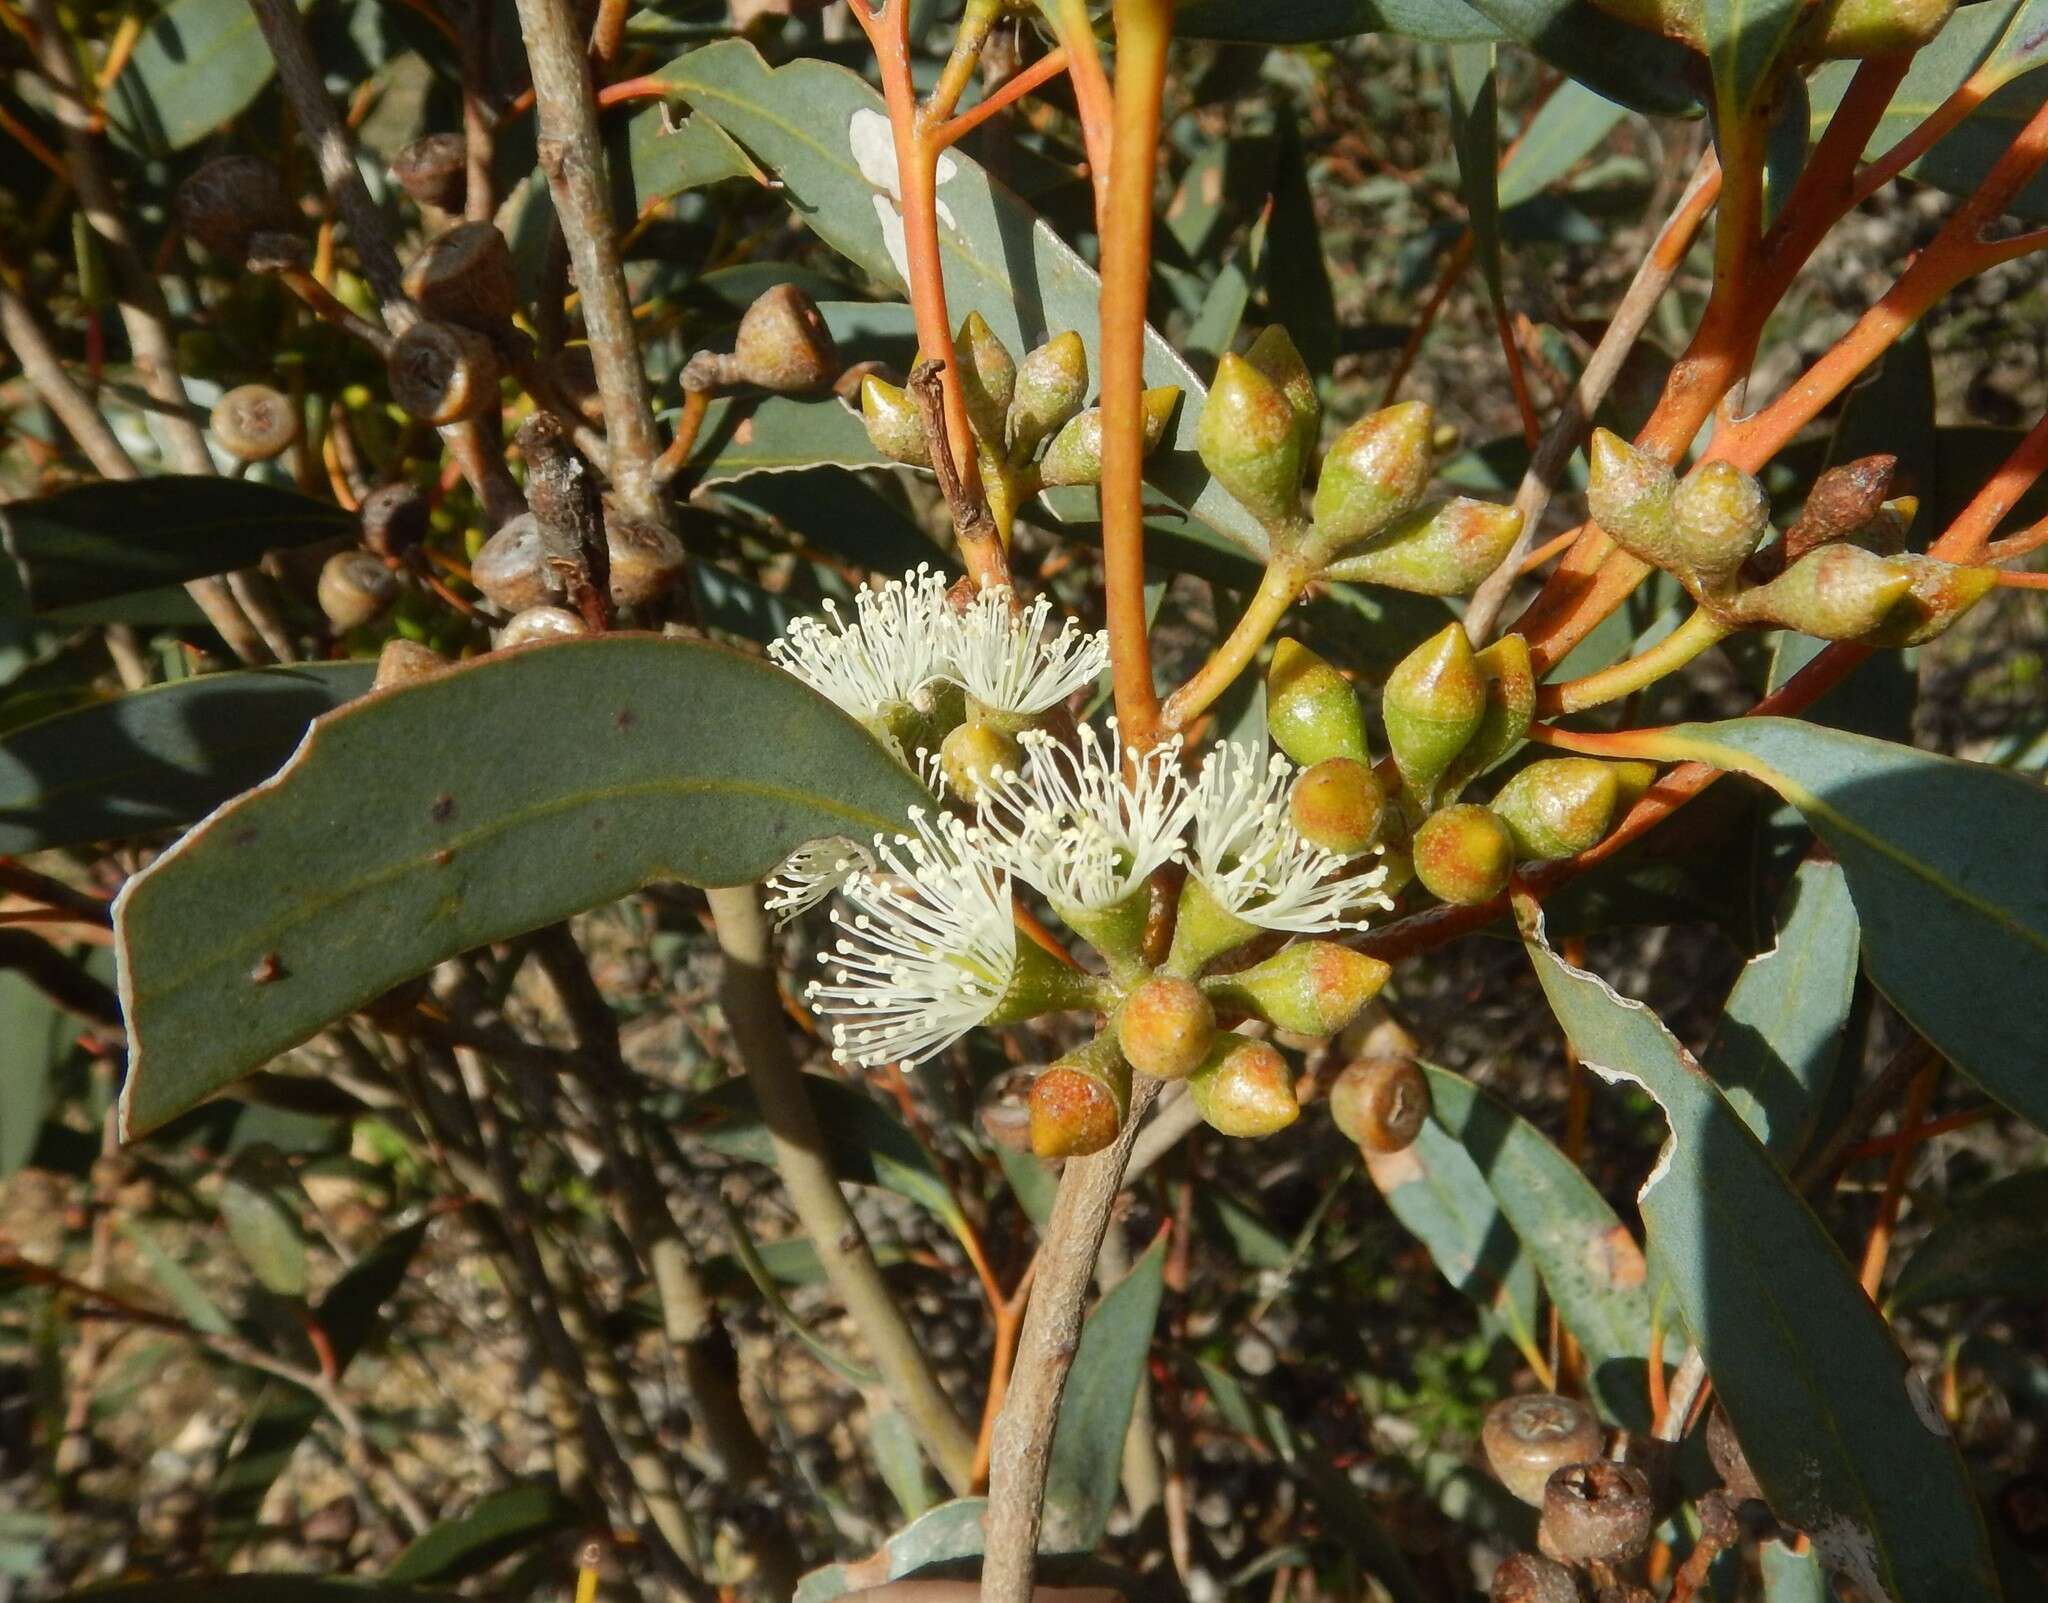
(1311, 401), (1435, 549)
(1197, 352), (1308, 525)
(1188, 1035), (1300, 1138)
(1323, 497), (1523, 597)
(1266, 638), (1369, 767)
(1412, 803), (1514, 906)
(1203, 940), (1391, 1038)
(1117, 976), (1217, 1081)
(1383, 622), (1487, 802)
(1490, 758), (1622, 861)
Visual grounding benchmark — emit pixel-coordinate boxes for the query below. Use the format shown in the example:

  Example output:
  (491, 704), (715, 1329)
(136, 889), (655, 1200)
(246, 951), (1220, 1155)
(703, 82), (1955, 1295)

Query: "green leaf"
(1461, 0), (1701, 116)
(794, 1500), (991, 1603)
(0, 478), (355, 614)
(0, 964), (74, 1176)
(868, 1406), (938, 1521)
(115, 1220), (235, 1337)
(1419, 1064), (1657, 1426)
(1447, 42), (1505, 310)
(612, 104), (755, 218)
(1175, 0), (1502, 43)
(1761, 1538), (1834, 1602)
(1701, 0), (1807, 117)
(1522, 917), (2002, 1603)
(649, 40), (1270, 558)
(1650, 718), (2048, 1134)
(114, 638), (928, 1136)
(0, 663), (373, 855)
(109, 0), (307, 152)
(218, 1159), (308, 1299)
(1498, 81), (1631, 211)
(1704, 856), (1859, 1162)
(686, 395), (883, 483)
(385, 1483), (576, 1585)
(1042, 1234), (1167, 1551)
(1890, 1170), (2048, 1311)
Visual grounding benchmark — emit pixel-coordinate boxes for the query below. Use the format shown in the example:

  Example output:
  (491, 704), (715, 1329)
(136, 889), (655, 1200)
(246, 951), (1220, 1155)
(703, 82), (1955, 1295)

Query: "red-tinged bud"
(1586, 428), (1677, 557)
(733, 284), (840, 392)
(1311, 401), (1436, 549)
(1669, 459), (1770, 594)
(1412, 803), (1514, 906)
(1734, 543), (1916, 639)
(1198, 351), (1308, 525)
(939, 719), (1021, 804)
(1188, 1034), (1299, 1138)
(1037, 395), (1172, 487)
(1798, 0), (1956, 60)
(1491, 758), (1623, 861)
(1029, 1034), (1130, 1159)
(1439, 633), (1536, 801)
(1204, 940), (1391, 1039)
(1863, 554), (1998, 647)
(1781, 454), (1896, 568)
(1588, 0), (1703, 45)
(1117, 976), (1217, 1080)
(860, 375), (931, 468)
(403, 222), (518, 331)
(1289, 757), (1386, 857)
(1322, 497), (1523, 596)
(1383, 622), (1487, 804)
(1328, 1056), (1429, 1153)
(1009, 331), (1088, 459)
(1267, 639), (1370, 767)
(1243, 325), (1321, 464)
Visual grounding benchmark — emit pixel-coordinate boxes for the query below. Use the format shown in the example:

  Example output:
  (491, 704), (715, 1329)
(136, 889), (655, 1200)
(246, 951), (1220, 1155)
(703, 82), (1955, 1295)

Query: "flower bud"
(1383, 622), (1487, 803)
(1323, 497), (1524, 596)
(606, 515), (688, 608)
(1864, 554), (1997, 646)
(388, 320), (500, 424)
(1243, 325), (1320, 463)
(1734, 543), (1916, 639)
(732, 283), (840, 392)
(210, 383), (299, 462)
(1483, 1394), (1603, 1508)
(1037, 389), (1177, 488)
(1117, 976), (1217, 1080)
(1163, 873), (1261, 977)
(359, 482), (429, 559)
(1586, 427), (1677, 557)
(1206, 941), (1390, 1039)
(1328, 1056), (1429, 1153)
(1781, 453), (1896, 568)
(1586, 0), (1703, 47)
(317, 551), (399, 632)
(1311, 401), (1435, 549)
(1799, 0), (1956, 60)
(499, 604), (588, 645)
(1438, 633), (1536, 801)
(1541, 1461), (1653, 1565)
(939, 719), (1021, 804)
(1289, 757), (1386, 856)
(390, 132), (468, 213)
(471, 513), (562, 613)
(1668, 459), (1770, 593)
(1412, 803), (1514, 906)
(373, 637), (448, 691)
(402, 222), (518, 331)
(1008, 332), (1088, 459)
(177, 155), (294, 263)
(1188, 1034), (1299, 1138)
(1029, 1034), (1130, 1159)
(860, 375), (932, 468)
(1197, 351), (1308, 525)
(1266, 638), (1369, 767)
(955, 311), (1016, 446)
(1491, 758), (1622, 861)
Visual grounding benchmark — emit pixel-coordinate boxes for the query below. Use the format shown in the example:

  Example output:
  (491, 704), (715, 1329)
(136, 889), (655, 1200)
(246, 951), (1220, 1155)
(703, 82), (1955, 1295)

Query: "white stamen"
(765, 837), (875, 923)
(766, 565), (953, 727)
(945, 584), (1109, 717)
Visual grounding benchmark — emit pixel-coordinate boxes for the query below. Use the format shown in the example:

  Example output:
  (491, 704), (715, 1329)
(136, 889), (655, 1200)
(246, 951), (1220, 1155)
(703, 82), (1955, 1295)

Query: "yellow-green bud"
(1586, 428), (1677, 557)
(1311, 401), (1435, 549)
(1328, 1056), (1430, 1153)
(1491, 758), (1623, 861)
(1243, 325), (1321, 463)
(1198, 351), (1308, 525)
(1117, 977), (1217, 1080)
(1798, 0), (1956, 60)
(1203, 941), (1391, 1039)
(1734, 544), (1917, 639)
(1029, 1037), (1130, 1160)
(1164, 873), (1261, 977)
(1289, 758), (1386, 856)
(1266, 638), (1369, 766)
(940, 720), (1021, 803)
(1188, 1035), (1299, 1138)
(955, 310), (1016, 446)
(1323, 497), (1524, 597)
(861, 375), (931, 467)
(1862, 555), (1998, 647)
(1669, 460), (1770, 594)
(1038, 389), (1178, 488)
(1439, 633), (1536, 801)
(1412, 803), (1514, 905)
(1383, 622), (1488, 804)
(733, 283), (841, 392)
(1009, 331), (1088, 459)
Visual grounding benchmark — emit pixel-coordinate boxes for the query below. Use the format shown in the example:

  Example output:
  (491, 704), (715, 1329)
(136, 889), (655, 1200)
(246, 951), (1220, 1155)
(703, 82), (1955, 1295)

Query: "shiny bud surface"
(1735, 543), (1916, 639)
(1439, 633), (1536, 800)
(1009, 332), (1089, 459)
(1863, 554), (1997, 647)
(1322, 497), (1522, 597)
(1587, 428), (1677, 556)
(939, 720), (1021, 804)
(1289, 757), (1386, 856)
(1267, 639), (1369, 767)
(1491, 758), (1622, 861)
(1189, 1035), (1300, 1138)
(1243, 325), (1321, 462)
(955, 310), (1017, 446)
(1328, 1056), (1430, 1153)
(1117, 977), (1217, 1081)
(1204, 941), (1391, 1039)
(860, 376), (932, 468)
(1413, 804), (1514, 906)
(1197, 351), (1308, 524)
(1311, 401), (1435, 549)
(1669, 459), (1770, 592)
(1383, 623), (1487, 802)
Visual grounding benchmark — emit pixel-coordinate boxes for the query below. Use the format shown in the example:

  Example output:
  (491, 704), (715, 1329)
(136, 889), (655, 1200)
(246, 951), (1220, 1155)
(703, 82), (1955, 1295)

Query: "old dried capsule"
(402, 222), (518, 331)
(1289, 757), (1385, 857)
(1384, 622), (1488, 803)
(209, 384), (299, 462)
(1541, 1461), (1653, 1565)
(177, 155), (294, 263)
(1482, 1394), (1604, 1508)
(860, 375), (932, 468)
(1491, 758), (1623, 862)
(1198, 351), (1308, 525)
(733, 283), (841, 392)
(1489, 1552), (1581, 1603)
(1413, 804), (1514, 905)
(471, 513), (563, 614)
(1328, 1056), (1430, 1154)
(372, 637), (449, 691)
(1312, 401), (1436, 550)
(1204, 941), (1391, 1039)
(357, 481), (430, 560)
(1780, 453), (1896, 568)
(499, 605), (588, 646)
(1267, 638), (1370, 767)
(606, 515), (688, 608)
(1323, 497), (1524, 597)
(317, 551), (399, 632)
(1008, 331), (1088, 459)
(388, 320), (500, 424)
(1705, 1404), (1764, 1505)
(1117, 976), (1217, 1081)
(1188, 1034), (1299, 1138)
(390, 132), (468, 212)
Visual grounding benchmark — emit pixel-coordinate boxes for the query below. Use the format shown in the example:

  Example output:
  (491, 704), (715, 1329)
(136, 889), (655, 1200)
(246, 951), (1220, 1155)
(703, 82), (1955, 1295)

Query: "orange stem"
(1837, 1105), (1995, 1169)
(1052, 0), (1113, 226)
(1382, 230), (1472, 409)
(932, 46), (1070, 149)
(1858, 1063), (1940, 1299)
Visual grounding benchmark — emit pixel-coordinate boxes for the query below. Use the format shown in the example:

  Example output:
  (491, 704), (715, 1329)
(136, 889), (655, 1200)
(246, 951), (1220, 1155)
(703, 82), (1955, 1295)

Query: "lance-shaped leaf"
(116, 637), (929, 1136)
(1647, 717), (2048, 1134)
(1890, 1170), (2048, 1312)
(1522, 913), (2001, 1603)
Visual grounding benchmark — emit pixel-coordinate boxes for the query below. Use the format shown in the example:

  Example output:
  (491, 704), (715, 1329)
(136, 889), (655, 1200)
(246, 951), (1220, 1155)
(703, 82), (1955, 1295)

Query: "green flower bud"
(1799, 0), (1956, 60)
(1862, 554), (1998, 647)
(1037, 389), (1178, 489)
(1188, 1034), (1299, 1138)
(1311, 401), (1435, 550)
(1734, 543), (1917, 639)
(940, 719), (1021, 803)
(955, 310), (1016, 446)
(861, 375), (931, 468)
(1586, 428), (1677, 558)
(1243, 325), (1321, 463)
(1198, 351), (1308, 525)
(1009, 331), (1088, 459)
(1029, 1033), (1131, 1160)
(1669, 460), (1770, 594)
(1203, 940), (1391, 1039)
(1323, 497), (1525, 596)
(1412, 803), (1514, 906)
(1266, 638), (1369, 766)
(1383, 622), (1487, 804)
(1438, 633), (1536, 801)
(1117, 976), (1217, 1081)
(1164, 873), (1260, 977)
(1491, 758), (1623, 861)
(1328, 1056), (1430, 1153)
(1610, 759), (1659, 814)
(1289, 757), (1386, 857)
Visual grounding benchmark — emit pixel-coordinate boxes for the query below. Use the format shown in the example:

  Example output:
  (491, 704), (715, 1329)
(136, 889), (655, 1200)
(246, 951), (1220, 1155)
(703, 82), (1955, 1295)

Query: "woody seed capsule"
(499, 605), (588, 645)
(402, 222), (519, 331)
(390, 132), (469, 212)
(317, 551), (399, 632)
(387, 320), (500, 424)
(733, 284), (841, 392)
(471, 513), (563, 614)
(373, 637), (448, 690)
(1328, 1056), (1430, 1153)
(177, 155), (294, 263)
(210, 384), (299, 462)
(606, 515), (688, 608)
(1482, 1393), (1604, 1508)
(1541, 1461), (1654, 1565)
(358, 482), (429, 559)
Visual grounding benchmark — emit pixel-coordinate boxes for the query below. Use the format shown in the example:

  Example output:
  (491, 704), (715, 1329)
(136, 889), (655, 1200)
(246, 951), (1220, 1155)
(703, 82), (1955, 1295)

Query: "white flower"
(980, 720), (1190, 915)
(945, 584), (1109, 717)
(808, 809), (1018, 1066)
(766, 566), (953, 725)
(1185, 743), (1392, 933)
(765, 836), (875, 923)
